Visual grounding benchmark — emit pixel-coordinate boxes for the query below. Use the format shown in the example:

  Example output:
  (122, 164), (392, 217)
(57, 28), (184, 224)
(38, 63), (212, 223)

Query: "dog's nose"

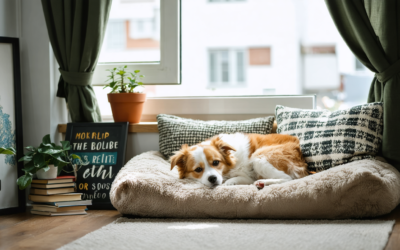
(208, 175), (217, 184)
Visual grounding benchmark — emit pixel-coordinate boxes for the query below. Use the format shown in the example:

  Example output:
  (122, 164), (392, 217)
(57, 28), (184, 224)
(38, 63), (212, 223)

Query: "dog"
(170, 133), (309, 188)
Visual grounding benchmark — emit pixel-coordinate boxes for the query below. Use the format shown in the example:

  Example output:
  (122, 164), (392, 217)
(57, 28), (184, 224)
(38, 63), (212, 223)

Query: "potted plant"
(1, 134), (83, 190)
(105, 65), (146, 123)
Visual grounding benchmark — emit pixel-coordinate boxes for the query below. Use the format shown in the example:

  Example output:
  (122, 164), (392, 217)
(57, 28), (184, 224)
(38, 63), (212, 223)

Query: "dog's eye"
(194, 167), (203, 173)
(212, 160), (220, 166)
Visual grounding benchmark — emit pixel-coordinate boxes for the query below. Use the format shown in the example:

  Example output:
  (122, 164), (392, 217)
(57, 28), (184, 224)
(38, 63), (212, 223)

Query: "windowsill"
(57, 121), (277, 134)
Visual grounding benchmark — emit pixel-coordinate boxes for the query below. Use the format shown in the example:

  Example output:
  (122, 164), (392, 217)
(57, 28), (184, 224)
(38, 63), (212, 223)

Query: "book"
(31, 176), (75, 184)
(32, 200), (92, 207)
(30, 187), (75, 195)
(31, 204), (87, 212)
(29, 193), (82, 203)
(31, 183), (76, 189)
(31, 210), (87, 216)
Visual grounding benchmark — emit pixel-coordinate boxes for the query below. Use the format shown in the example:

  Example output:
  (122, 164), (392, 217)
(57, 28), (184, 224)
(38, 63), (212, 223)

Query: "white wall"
(0, 0), (68, 209)
(20, 0), (68, 205)
(0, 0), (19, 38)
(0, 0), (20, 210)
(125, 133), (159, 163)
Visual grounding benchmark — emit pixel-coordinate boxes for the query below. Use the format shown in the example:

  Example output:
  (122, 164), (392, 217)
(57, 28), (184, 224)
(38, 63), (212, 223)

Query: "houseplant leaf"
(71, 154), (81, 159)
(41, 165), (50, 172)
(0, 147), (16, 155)
(17, 173), (33, 190)
(18, 155), (32, 162)
(42, 134), (51, 145)
(41, 148), (64, 155)
(25, 146), (36, 152)
(33, 153), (46, 167)
(51, 155), (69, 164)
(61, 141), (71, 150)
(22, 161), (36, 173)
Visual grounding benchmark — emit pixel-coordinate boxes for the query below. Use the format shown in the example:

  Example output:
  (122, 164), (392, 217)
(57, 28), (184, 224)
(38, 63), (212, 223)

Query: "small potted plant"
(1, 134), (82, 190)
(105, 65), (146, 123)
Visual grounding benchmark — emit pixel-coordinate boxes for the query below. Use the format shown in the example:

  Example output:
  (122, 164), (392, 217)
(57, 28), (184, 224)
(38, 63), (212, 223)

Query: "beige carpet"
(58, 218), (395, 250)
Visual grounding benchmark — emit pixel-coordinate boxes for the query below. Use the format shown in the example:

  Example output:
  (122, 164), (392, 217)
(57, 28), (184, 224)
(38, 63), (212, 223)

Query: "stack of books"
(29, 176), (92, 216)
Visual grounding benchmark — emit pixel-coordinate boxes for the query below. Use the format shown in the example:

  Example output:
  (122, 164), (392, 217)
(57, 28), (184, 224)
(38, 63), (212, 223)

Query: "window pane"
(98, 0), (160, 63)
(209, 52), (217, 83)
(220, 51), (229, 83)
(236, 51), (245, 83)
(148, 0), (374, 110)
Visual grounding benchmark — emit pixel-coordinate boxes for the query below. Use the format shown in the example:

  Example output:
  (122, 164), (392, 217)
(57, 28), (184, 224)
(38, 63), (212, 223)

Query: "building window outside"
(106, 20), (126, 50)
(249, 47), (271, 66)
(209, 49), (246, 87)
(355, 58), (367, 71)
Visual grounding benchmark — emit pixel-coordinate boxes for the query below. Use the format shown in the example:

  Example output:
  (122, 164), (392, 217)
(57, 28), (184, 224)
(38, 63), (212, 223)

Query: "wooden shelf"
(58, 122), (159, 133)
(58, 121), (277, 134)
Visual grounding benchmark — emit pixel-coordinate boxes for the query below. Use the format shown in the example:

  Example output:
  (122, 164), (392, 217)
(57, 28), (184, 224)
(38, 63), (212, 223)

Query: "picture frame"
(0, 37), (25, 215)
(64, 122), (129, 210)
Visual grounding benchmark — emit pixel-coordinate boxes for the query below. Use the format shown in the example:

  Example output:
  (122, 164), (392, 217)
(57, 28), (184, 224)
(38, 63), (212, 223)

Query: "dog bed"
(110, 151), (400, 219)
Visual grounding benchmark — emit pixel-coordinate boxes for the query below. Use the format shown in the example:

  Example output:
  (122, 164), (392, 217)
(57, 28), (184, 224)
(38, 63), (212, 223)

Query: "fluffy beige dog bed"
(110, 151), (400, 219)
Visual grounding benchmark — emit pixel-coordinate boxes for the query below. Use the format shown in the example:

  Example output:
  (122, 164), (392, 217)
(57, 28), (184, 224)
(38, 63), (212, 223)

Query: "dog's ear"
(211, 136), (236, 155)
(170, 144), (189, 171)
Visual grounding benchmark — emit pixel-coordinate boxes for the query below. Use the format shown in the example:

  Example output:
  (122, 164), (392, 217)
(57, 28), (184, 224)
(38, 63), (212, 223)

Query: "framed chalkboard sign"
(65, 122), (128, 209)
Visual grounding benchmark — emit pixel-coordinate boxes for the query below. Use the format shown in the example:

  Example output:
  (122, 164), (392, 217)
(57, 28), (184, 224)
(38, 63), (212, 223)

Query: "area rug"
(58, 218), (395, 250)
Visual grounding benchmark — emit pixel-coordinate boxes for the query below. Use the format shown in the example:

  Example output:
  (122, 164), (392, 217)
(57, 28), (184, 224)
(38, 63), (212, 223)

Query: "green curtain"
(41, 0), (112, 122)
(325, 0), (400, 171)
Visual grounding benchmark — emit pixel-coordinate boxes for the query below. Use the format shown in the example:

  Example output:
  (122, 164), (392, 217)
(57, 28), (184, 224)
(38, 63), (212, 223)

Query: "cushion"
(157, 114), (275, 158)
(275, 103), (383, 172)
(110, 151), (400, 219)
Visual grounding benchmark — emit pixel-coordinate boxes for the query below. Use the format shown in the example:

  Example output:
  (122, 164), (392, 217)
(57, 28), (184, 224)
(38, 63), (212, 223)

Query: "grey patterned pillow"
(275, 103), (383, 172)
(157, 114), (275, 158)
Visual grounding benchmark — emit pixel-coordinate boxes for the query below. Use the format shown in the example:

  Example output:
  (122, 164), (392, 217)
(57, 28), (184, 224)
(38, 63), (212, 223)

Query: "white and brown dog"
(170, 133), (309, 188)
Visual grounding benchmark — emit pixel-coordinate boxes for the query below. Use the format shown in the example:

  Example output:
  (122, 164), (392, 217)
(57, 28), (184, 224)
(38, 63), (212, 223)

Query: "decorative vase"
(108, 93), (146, 123)
(36, 164), (58, 179)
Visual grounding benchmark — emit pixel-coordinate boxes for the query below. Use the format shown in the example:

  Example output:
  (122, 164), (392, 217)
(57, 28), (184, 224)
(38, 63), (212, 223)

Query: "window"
(249, 48), (271, 66)
(355, 58), (367, 71)
(92, 0), (180, 85)
(105, 20), (126, 50)
(94, 0), (375, 119)
(209, 49), (246, 87)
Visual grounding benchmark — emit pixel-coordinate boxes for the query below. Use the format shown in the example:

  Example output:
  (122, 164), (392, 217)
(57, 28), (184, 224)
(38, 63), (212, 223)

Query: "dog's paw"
(254, 179), (289, 189)
(222, 180), (237, 186)
(254, 180), (266, 189)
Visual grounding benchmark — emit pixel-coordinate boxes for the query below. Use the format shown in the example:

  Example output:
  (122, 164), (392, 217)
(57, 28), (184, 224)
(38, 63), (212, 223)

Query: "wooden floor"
(1, 206), (400, 250)
(0, 210), (121, 250)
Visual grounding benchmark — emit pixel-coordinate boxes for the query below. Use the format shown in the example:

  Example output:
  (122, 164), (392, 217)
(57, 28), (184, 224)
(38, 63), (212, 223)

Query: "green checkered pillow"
(157, 114), (275, 158)
(275, 103), (384, 172)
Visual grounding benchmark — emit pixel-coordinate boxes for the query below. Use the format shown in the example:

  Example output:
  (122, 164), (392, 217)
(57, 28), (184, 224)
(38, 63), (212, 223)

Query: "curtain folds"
(325, 0), (400, 170)
(41, 0), (112, 122)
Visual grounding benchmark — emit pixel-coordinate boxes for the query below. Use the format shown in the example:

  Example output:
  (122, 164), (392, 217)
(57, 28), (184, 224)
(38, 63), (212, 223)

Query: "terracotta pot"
(107, 93), (146, 123)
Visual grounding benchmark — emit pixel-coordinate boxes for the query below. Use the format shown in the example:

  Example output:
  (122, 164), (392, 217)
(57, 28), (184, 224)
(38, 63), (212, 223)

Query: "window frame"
(92, 0), (181, 86)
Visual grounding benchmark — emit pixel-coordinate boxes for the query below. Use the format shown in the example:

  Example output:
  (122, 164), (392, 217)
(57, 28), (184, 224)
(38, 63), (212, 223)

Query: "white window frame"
(139, 95), (316, 122)
(92, 0), (181, 86)
(91, 0), (317, 122)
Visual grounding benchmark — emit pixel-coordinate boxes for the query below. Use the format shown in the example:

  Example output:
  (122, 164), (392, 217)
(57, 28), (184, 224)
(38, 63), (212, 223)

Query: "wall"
(0, 0), (20, 210)
(0, 0), (18, 38)
(0, 0), (68, 210)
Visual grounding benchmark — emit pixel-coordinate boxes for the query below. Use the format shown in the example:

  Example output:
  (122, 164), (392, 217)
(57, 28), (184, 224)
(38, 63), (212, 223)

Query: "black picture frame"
(0, 37), (25, 215)
(64, 122), (129, 210)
